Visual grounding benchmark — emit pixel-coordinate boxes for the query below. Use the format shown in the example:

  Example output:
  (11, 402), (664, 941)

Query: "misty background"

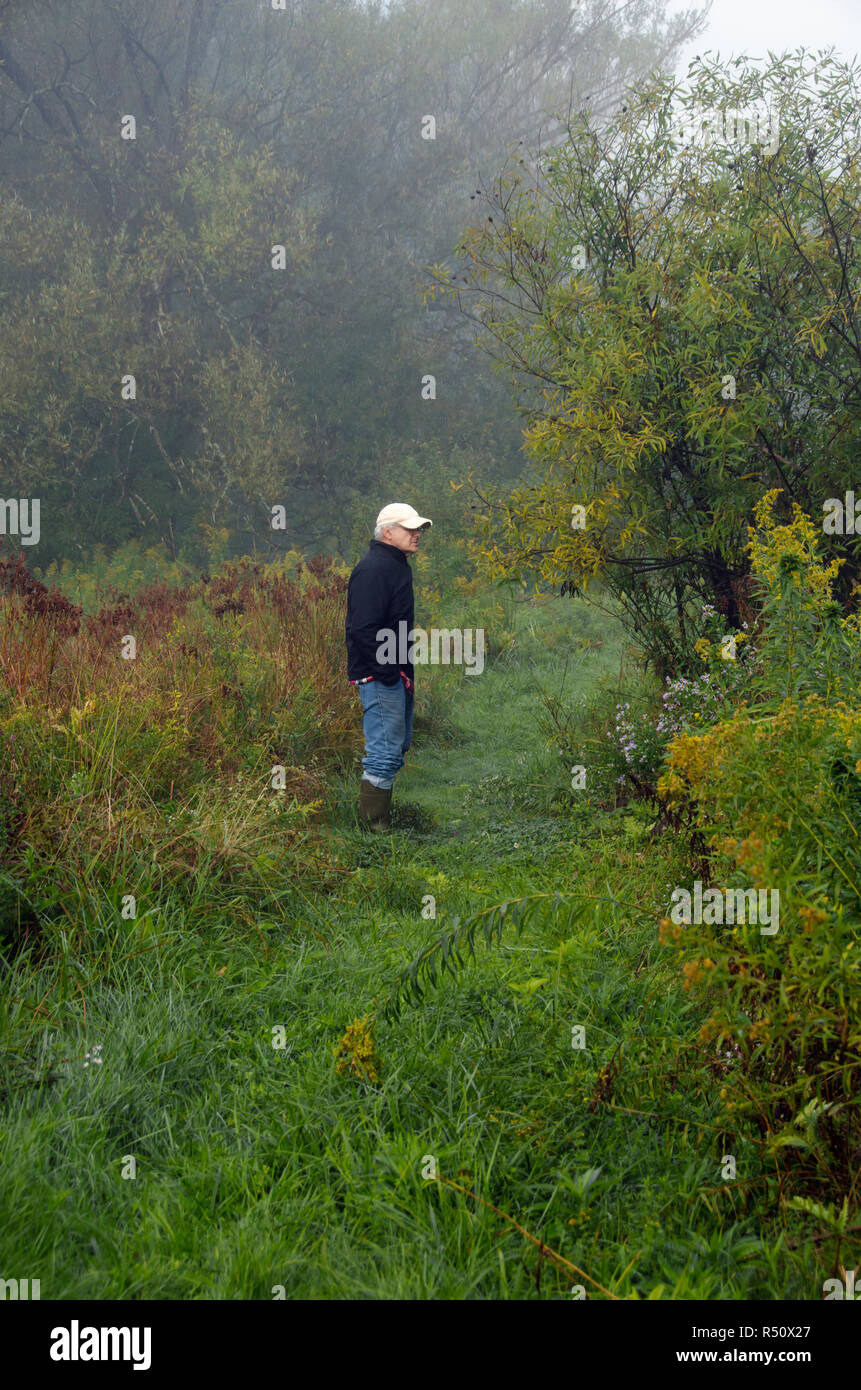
(0, 0), (711, 571)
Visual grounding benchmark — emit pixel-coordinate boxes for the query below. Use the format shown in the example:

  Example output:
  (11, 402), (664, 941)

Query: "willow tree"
(442, 53), (861, 676)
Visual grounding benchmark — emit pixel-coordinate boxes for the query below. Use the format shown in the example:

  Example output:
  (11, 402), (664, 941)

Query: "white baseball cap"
(376, 502), (432, 530)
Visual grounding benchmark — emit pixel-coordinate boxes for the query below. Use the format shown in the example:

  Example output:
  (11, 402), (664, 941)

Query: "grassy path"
(1, 597), (820, 1298)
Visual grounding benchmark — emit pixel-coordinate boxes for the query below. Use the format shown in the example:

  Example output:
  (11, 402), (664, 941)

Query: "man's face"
(383, 523), (424, 554)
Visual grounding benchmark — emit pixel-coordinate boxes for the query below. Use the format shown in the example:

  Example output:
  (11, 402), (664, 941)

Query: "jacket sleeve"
(348, 567), (400, 683)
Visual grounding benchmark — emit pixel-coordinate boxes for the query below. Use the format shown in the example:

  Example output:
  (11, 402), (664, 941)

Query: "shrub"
(656, 497), (861, 1203)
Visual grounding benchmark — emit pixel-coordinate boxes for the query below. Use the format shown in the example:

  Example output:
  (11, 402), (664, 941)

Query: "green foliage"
(381, 890), (656, 1022)
(0, 565), (845, 1298)
(0, 1), (699, 567)
(37, 541), (190, 613)
(658, 500), (861, 1205)
(745, 491), (861, 704)
(459, 53), (861, 675)
(0, 552), (355, 945)
(5, 18), (859, 1298)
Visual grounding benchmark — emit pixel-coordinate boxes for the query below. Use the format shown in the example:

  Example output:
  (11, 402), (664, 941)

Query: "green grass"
(0, 594), (831, 1298)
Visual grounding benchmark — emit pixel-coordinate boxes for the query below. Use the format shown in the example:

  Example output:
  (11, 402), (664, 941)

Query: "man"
(346, 502), (432, 830)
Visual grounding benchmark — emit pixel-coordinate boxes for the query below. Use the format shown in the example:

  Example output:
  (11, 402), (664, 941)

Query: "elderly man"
(346, 502), (432, 830)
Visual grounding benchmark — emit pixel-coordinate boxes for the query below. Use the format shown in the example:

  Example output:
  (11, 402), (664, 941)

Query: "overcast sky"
(673, 0), (860, 69)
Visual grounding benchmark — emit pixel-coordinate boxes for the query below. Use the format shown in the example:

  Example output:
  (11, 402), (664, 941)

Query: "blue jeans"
(358, 679), (414, 789)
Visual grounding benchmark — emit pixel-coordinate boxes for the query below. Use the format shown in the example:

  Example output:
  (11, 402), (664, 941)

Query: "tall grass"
(0, 560), (849, 1299)
(0, 550), (357, 965)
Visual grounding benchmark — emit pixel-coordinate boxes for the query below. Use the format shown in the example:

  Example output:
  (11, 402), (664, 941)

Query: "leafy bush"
(657, 497), (861, 1203)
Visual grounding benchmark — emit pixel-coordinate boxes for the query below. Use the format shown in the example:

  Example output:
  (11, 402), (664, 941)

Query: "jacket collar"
(369, 538), (407, 563)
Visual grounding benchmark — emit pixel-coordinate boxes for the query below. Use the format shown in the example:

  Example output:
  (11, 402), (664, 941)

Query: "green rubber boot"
(358, 778), (393, 831)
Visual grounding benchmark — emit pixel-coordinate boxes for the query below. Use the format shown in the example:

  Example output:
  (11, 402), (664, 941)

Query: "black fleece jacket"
(346, 539), (414, 685)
